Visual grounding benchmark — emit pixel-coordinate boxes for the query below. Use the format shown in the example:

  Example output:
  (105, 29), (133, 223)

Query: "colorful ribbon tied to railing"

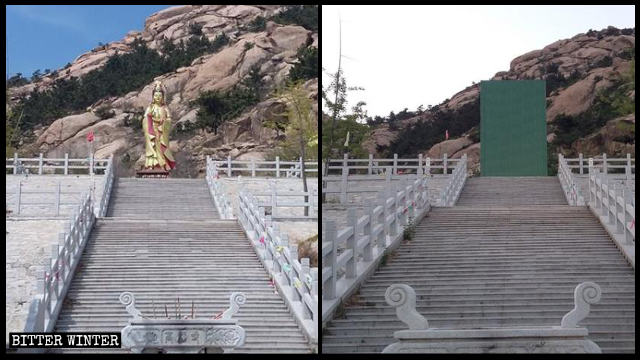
(293, 277), (302, 289)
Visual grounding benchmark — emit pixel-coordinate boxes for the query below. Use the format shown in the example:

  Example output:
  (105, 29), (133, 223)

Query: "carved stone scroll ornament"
(120, 291), (143, 320)
(385, 284), (429, 330)
(560, 281), (602, 328)
(222, 292), (247, 320)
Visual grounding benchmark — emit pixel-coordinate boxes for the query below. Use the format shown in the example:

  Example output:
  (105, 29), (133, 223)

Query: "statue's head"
(152, 81), (165, 105)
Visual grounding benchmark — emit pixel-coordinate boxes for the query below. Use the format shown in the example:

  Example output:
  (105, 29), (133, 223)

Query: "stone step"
(323, 177), (634, 353)
(328, 315), (635, 328)
(321, 334), (637, 346)
(55, 321), (302, 329)
(323, 343), (639, 354)
(365, 275), (634, 284)
(383, 258), (629, 267)
(361, 278), (633, 287)
(367, 270), (634, 279)
(325, 325), (636, 336)
(53, 178), (310, 353)
(338, 308), (635, 319)
(356, 292), (635, 302)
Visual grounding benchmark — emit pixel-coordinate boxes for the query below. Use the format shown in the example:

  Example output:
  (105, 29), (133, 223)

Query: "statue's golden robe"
(143, 103), (175, 171)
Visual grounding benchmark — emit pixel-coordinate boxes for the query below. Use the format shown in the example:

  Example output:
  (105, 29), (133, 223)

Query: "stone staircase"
(107, 178), (219, 219)
(456, 177), (567, 206)
(53, 178), (311, 353)
(322, 177), (635, 353)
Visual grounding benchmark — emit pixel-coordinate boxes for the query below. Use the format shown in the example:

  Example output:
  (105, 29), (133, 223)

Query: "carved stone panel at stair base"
(382, 282), (602, 354)
(119, 291), (246, 353)
(121, 322), (245, 353)
(383, 339), (602, 353)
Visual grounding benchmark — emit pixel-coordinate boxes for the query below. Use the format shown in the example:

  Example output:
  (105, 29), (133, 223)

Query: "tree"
(275, 81), (318, 215)
(288, 46), (318, 82)
(270, 5), (318, 31)
(194, 65), (264, 134)
(6, 73), (29, 88)
(247, 16), (266, 32)
(188, 23), (203, 36)
(32, 69), (42, 82)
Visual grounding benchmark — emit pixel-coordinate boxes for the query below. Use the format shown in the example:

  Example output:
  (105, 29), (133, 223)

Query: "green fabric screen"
(480, 80), (547, 176)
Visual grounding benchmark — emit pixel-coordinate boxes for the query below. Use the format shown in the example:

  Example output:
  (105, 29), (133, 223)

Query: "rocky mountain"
(365, 26), (635, 175)
(7, 5), (318, 177)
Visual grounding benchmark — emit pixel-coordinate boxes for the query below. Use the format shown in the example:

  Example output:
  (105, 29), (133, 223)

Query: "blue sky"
(6, 5), (174, 79)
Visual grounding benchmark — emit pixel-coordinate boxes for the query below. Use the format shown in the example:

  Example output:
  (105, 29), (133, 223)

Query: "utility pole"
(322, 16), (343, 202)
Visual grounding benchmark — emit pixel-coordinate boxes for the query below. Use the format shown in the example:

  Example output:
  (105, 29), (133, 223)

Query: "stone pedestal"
(137, 168), (170, 178)
(119, 291), (246, 353)
(383, 327), (601, 353)
(382, 282), (602, 353)
(121, 319), (245, 353)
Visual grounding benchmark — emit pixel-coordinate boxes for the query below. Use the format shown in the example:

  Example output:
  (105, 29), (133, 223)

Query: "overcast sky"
(322, 5), (635, 118)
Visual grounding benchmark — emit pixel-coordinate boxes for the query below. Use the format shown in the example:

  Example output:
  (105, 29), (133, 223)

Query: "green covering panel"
(480, 80), (547, 176)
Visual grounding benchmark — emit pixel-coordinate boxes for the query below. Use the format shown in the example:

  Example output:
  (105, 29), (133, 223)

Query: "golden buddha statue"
(143, 81), (176, 171)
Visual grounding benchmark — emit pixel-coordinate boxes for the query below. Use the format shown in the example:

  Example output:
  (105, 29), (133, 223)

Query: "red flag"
(87, 131), (94, 142)
(445, 130), (449, 140)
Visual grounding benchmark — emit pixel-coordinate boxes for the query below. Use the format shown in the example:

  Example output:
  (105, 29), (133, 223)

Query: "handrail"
(559, 153), (634, 206)
(7, 153), (111, 175)
(323, 153), (459, 176)
(558, 153), (585, 206)
(95, 154), (115, 217)
(209, 156), (318, 178)
(439, 154), (467, 207)
(322, 155), (457, 205)
(23, 191), (96, 333)
(237, 188), (318, 347)
(561, 153), (634, 176)
(588, 159), (635, 267)
(255, 183), (317, 220)
(206, 156), (234, 219)
(322, 176), (430, 326)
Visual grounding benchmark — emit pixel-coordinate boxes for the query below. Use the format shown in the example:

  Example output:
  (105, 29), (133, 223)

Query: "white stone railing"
(559, 153), (634, 206)
(237, 189), (318, 348)
(324, 153), (461, 176)
(322, 176), (430, 326)
(251, 185), (318, 220)
(439, 154), (467, 207)
(10, 180), (93, 217)
(563, 153), (634, 177)
(23, 192), (96, 333)
(558, 154), (585, 206)
(6, 153), (111, 175)
(94, 154), (114, 217)
(588, 160), (635, 268)
(323, 155), (458, 204)
(206, 156), (234, 219)
(210, 156), (318, 178)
